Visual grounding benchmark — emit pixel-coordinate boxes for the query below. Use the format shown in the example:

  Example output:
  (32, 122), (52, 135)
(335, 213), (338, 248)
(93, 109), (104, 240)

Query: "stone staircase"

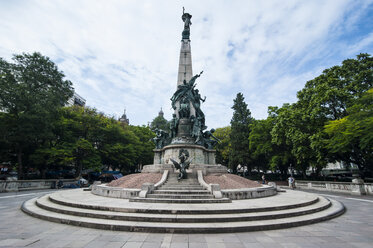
(21, 188), (345, 233)
(129, 173), (231, 203)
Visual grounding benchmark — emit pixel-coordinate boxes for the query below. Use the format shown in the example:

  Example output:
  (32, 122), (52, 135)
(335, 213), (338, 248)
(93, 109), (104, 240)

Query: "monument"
(22, 9), (345, 233)
(147, 9), (224, 175)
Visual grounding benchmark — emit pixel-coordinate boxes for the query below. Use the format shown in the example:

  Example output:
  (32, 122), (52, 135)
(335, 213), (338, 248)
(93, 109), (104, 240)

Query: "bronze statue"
(169, 114), (179, 138)
(171, 80), (188, 110)
(170, 71), (203, 111)
(178, 97), (190, 118)
(187, 71), (203, 88)
(190, 115), (203, 144)
(152, 129), (162, 149)
(202, 128), (220, 149)
(181, 8), (192, 40)
(152, 129), (170, 149)
(170, 148), (192, 180)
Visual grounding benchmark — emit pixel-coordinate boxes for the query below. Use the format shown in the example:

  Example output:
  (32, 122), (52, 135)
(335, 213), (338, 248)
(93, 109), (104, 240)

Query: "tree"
(128, 125), (155, 169)
(295, 53), (373, 175)
(95, 117), (138, 174)
(229, 93), (253, 171)
(324, 89), (373, 175)
(0, 52), (73, 179)
(32, 106), (148, 177)
(249, 119), (273, 173)
(214, 126), (231, 166)
(270, 104), (310, 176)
(150, 115), (169, 132)
(270, 54), (373, 177)
(298, 53), (372, 121)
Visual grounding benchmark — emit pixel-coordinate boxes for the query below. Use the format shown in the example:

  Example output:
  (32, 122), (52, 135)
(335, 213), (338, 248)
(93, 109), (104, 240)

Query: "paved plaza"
(0, 189), (372, 248)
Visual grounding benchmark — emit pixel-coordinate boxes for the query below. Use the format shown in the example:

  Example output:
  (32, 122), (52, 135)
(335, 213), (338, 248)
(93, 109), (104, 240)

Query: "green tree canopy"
(229, 93), (253, 170)
(270, 54), (373, 177)
(214, 126), (231, 166)
(324, 89), (373, 174)
(30, 106), (151, 177)
(150, 114), (169, 133)
(128, 125), (155, 168)
(271, 103), (312, 176)
(0, 52), (73, 178)
(249, 118), (273, 173)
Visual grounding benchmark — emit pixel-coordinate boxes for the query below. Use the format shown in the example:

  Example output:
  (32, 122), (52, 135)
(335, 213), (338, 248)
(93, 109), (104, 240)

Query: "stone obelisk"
(173, 10), (196, 136)
(177, 11), (193, 86)
(150, 9), (218, 166)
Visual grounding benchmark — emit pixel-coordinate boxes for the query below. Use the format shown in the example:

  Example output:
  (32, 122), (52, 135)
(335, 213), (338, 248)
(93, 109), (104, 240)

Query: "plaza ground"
(0, 188), (372, 248)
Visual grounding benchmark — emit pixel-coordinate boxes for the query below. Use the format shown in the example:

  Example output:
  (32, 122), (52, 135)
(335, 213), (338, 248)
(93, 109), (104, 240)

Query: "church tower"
(119, 109), (129, 125)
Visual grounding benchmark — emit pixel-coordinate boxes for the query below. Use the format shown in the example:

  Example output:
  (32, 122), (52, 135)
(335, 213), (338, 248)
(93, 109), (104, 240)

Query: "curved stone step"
(48, 190), (320, 214)
(163, 183), (201, 186)
(161, 182), (202, 185)
(152, 190), (211, 195)
(165, 179), (199, 182)
(145, 194), (214, 199)
(129, 197), (231, 203)
(34, 195), (332, 223)
(22, 197), (345, 233)
(159, 186), (204, 190)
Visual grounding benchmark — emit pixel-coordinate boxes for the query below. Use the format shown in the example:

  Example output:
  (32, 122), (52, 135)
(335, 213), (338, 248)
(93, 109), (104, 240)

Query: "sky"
(0, 0), (372, 128)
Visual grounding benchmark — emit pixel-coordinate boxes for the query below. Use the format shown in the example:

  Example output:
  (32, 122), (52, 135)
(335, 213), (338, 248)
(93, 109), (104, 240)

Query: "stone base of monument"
(153, 144), (216, 165)
(22, 188), (345, 233)
(90, 170), (277, 201)
(142, 163), (227, 174)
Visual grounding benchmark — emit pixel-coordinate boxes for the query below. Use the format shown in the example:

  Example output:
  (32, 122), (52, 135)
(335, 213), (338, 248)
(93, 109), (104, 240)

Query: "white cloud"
(0, 0), (372, 127)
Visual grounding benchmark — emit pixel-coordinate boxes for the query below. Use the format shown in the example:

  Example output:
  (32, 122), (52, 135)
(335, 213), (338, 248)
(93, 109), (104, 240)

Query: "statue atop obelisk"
(168, 8), (212, 145)
(152, 9), (218, 166)
(177, 8), (193, 87)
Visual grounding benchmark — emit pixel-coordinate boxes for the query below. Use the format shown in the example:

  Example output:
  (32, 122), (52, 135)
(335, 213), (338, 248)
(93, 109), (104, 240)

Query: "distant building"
(306, 161), (359, 177)
(119, 109), (129, 125)
(320, 161), (359, 177)
(158, 108), (164, 118)
(67, 92), (86, 107)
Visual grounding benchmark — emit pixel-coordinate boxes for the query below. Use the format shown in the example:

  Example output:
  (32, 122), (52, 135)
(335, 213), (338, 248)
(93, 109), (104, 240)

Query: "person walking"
(288, 176), (295, 189)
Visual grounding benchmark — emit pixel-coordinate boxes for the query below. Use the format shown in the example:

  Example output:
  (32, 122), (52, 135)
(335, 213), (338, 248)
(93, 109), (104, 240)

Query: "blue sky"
(0, 0), (372, 128)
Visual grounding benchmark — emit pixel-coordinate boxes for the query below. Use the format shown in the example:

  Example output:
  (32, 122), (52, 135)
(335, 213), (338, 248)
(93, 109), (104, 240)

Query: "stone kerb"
(139, 183), (154, 198)
(197, 170), (222, 199)
(91, 170), (169, 199)
(154, 170), (169, 187)
(364, 183), (373, 195)
(295, 180), (373, 196)
(0, 179), (77, 192)
(221, 185), (277, 200)
(197, 170), (277, 200)
(91, 184), (141, 199)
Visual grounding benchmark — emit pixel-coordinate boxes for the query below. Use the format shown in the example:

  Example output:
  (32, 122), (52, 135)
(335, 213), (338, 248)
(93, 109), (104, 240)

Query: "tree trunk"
(41, 168), (46, 179)
(75, 159), (82, 179)
(17, 148), (23, 180)
(302, 169), (307, 179)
